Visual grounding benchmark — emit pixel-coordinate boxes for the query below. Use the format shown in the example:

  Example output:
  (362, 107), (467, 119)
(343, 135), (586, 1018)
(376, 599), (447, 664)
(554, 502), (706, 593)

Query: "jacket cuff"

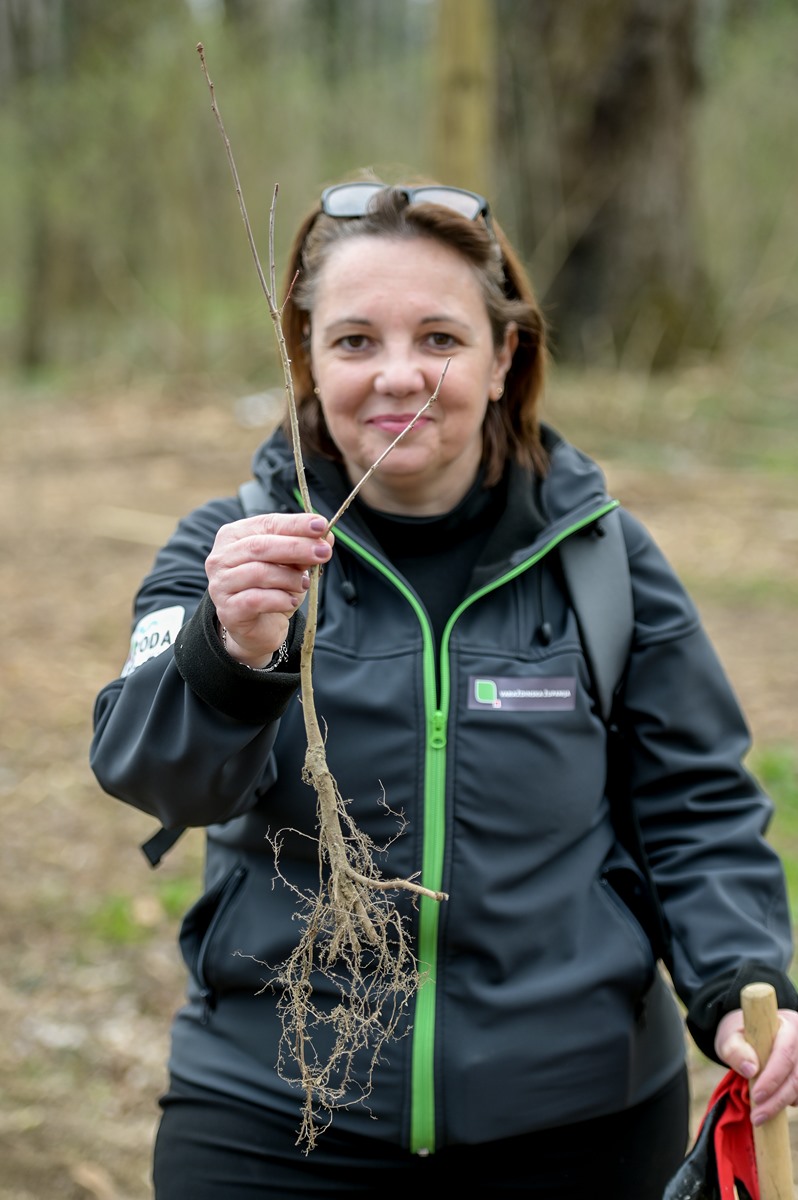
(173, 591), (305, 724)
(686, 961), (798, 1062)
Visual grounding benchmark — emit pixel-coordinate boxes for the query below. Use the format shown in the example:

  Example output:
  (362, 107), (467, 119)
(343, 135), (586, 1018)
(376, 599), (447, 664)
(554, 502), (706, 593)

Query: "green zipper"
(303, 496), (619, 1154)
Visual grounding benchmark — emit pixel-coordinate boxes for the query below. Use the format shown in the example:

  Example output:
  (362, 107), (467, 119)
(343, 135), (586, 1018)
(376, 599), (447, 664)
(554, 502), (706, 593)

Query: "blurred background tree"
(495, 0), (713, 368)
(431, 0), (495, 196)
(0, 0), (795, 387)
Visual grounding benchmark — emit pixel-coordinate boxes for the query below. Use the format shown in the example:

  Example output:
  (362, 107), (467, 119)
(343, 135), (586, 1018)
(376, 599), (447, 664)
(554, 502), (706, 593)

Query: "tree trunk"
(2, 0), (66, 368)
(496, 0), (716, 368)
(430, 0), (496, 195)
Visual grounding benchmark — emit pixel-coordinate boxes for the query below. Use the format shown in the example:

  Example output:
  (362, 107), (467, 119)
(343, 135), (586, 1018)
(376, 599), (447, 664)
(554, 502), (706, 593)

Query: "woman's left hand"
(715, 1007), (798, 1123)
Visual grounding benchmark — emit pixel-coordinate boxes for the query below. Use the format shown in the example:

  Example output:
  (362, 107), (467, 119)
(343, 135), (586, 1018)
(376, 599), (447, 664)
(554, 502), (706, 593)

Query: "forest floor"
(0, 381), (796, 1198)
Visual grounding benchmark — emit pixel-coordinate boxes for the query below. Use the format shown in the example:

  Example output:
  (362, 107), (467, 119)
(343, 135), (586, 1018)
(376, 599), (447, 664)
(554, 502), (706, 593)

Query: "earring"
(313, 386), (320, 396)
(495, 386), (504, 399)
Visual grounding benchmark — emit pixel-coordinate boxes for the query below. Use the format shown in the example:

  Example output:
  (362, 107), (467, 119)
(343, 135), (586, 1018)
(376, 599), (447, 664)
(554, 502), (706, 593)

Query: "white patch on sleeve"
(121, 605), (186, 678)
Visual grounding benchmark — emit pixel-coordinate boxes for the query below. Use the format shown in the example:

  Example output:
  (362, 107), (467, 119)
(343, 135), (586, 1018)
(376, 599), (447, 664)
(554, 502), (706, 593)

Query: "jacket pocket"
(600, 864), (661, 966)
(179, 864), (248, 1022)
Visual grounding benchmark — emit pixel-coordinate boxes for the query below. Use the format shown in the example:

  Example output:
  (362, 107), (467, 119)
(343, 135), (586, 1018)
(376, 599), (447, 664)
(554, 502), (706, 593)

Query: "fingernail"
(740, 1061), (757, 1079)
(314, 542), (331, 559)
(309, 517), (327, 532)
(752, 1111), (767, 1127)
(301, 571), (311, 590)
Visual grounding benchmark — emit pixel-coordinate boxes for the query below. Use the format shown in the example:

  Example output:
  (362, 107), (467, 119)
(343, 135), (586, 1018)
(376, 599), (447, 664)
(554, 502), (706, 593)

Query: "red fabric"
(698, 1069), (759, 1200)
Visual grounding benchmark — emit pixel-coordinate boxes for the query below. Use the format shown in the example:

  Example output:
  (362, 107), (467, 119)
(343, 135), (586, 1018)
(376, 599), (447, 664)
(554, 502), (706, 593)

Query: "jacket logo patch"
(121, 605), (185, 678)
(468, 675), (577, 711)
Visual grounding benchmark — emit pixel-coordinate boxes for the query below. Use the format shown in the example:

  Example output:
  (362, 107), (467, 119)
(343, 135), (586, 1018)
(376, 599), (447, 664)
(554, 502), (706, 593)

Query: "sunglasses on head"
(319, 182), (494, 234)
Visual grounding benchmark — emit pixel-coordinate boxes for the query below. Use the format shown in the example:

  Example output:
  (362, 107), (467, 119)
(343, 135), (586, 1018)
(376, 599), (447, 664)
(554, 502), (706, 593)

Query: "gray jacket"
(90, 424), (795, 1153)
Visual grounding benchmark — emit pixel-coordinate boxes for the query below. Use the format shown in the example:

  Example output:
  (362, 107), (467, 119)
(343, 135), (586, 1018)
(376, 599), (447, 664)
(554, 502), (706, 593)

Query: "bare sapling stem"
(197, 43), (448, 1151)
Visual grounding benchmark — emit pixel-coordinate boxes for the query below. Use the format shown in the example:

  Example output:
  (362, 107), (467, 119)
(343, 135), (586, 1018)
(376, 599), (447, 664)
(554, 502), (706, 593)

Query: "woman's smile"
(366, 411), (435, 435)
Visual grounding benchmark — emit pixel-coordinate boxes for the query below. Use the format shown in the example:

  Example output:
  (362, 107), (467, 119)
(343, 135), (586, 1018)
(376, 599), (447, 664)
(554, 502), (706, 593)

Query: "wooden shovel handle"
(741, 982), (795, 1200)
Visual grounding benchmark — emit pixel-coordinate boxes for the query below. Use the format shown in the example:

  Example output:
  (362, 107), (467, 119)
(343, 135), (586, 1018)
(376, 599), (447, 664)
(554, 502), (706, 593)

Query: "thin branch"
(197, 44), (274, 314)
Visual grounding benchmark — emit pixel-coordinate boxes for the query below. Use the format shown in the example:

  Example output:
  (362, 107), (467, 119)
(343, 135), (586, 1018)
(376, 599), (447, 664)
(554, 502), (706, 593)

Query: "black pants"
(153, 1068), (688, 1198)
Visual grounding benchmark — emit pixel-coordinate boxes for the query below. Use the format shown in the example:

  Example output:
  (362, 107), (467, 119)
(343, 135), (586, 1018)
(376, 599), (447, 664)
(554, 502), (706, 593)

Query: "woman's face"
(308, 235), (517, 515)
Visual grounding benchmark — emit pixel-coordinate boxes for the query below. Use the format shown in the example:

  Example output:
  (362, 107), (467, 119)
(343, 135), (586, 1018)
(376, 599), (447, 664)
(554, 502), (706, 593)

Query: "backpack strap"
(560, 508), (672, 962)
(558, 507), (632, 725)
(239, 478), (269, 517)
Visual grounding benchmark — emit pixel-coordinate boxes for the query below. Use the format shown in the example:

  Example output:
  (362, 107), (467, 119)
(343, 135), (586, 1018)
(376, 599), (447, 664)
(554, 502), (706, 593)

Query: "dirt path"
(0, 388), (795, 1198)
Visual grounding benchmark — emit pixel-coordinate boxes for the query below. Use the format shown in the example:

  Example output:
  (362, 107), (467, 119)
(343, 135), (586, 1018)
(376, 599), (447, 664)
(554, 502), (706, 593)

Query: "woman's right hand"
(205, 512), (333, 668)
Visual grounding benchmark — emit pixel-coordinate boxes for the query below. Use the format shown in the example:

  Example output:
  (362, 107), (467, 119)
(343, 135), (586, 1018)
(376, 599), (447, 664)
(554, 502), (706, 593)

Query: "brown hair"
(280, 181), (549, 482)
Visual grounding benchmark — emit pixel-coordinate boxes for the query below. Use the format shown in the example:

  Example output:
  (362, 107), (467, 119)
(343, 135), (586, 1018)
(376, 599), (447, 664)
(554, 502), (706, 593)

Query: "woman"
(90, 180), (798, 1197)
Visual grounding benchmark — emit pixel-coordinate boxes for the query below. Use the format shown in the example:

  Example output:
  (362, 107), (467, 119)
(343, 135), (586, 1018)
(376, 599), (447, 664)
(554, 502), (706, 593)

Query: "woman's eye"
(427, 332), (457, 349)
(336, 334), (370, 351)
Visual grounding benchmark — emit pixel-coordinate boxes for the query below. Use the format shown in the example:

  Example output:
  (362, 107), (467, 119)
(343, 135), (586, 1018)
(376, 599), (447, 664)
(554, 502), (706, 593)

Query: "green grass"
(752, 745), (798, 925)
(83, 894), (148, 946)
(82, 873), (201, 946)
(678, 576), (798, 609)
(156, 875), (203, 920)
